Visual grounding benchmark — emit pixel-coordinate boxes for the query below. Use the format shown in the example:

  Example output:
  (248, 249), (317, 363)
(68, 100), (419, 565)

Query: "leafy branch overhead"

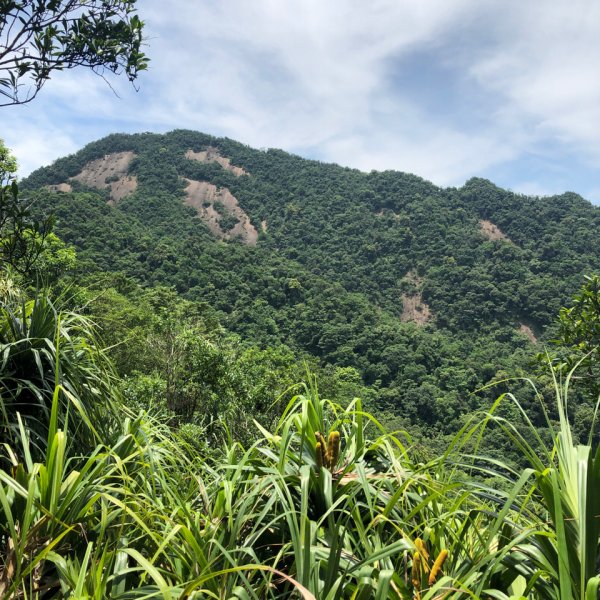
(0, 0), (148, 106)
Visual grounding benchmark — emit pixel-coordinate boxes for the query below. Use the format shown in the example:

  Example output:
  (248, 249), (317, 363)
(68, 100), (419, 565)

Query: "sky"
(2, 0), (600, 203)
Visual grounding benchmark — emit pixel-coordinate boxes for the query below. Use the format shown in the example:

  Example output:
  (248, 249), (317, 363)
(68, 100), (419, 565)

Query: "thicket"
(2, 134), (600, 596)
(21, 131), (600, 449)
(2, 272), (600, 597)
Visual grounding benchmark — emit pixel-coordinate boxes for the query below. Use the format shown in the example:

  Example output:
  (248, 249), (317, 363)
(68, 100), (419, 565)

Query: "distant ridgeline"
(23, 129), (600, 434)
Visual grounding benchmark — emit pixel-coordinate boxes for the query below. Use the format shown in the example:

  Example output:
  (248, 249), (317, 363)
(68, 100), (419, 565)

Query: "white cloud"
(0, 0), (598, 199)
(469, 1), (600, 157)
(2, 117), (80, 178)
(134, 0), (600, 186)
(509, 181), (556, 199)
(129, 0), (497, 180)
(323, 127), (518, 187)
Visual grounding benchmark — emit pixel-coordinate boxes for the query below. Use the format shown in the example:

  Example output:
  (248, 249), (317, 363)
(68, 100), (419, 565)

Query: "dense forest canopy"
(20, 130), (600, 441)
(2, 128), (600, 598)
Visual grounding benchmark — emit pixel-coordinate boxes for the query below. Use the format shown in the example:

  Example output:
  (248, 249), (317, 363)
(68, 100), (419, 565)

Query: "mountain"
(23, 129), (600, 437)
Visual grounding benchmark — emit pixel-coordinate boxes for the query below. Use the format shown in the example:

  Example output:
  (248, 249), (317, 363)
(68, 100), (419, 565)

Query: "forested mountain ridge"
(22, 129), (600, 435)
(5, 0), (600, 592)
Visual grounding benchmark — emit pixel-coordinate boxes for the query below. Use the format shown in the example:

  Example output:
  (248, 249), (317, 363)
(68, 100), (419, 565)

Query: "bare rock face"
(71, 151), (138, 204)
(183, 178), (258, 246)
(46, 151), (138, 204)
(519, 323), (537, 343)
(400, 270), (432, 325)
(400, 293), (432, 325)
(46, 183), (73, 193)
(44, 150), (258, 245)
(479, 219), (511, 242)
(185, 148), (249, 177)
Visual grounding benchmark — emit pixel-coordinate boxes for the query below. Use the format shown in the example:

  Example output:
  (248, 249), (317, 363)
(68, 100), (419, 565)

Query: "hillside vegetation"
(2, 277), (600, 598)
(22, 131), (600, 445)
(2, 131), (600, 597)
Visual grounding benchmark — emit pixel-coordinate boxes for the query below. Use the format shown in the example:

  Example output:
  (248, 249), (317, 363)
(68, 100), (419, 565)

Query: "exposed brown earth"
(479, 219), (511, 242)
(185, 148), (249, 177)
(46, 183), (73, 193)
(400, 293), (431, 325)
(183, 178), (258, 246)
(45, 151), (138, 203)
(71, 151), (138, 203)
(519, 323), (537, 343)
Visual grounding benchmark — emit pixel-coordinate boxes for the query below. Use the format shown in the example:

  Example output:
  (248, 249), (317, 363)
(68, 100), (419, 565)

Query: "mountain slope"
(23, 129), (600, 432)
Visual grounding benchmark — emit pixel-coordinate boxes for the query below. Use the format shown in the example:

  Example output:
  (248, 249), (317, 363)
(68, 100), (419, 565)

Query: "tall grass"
(481, 368), (600, 600)
(1, 383), (534, 597)
(0, 286), (119, 455)
(1, 285), (599, 599)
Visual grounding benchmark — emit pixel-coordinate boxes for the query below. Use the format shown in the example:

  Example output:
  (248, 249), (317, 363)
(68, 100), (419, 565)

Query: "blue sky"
(2, 0), (600, 203)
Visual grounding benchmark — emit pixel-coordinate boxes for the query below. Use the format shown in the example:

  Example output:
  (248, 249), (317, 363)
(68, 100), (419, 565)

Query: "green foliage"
(1, 274), (600, 597)
(554, 274), (600, 399)
(2, 351), (597, 598)
(483, 370), (600, 600)
(0, 0), (148, 106)
(3, 128), (600, 597)
(0, 139), (17, 181)
(21, 130), (600, 444)
(0, 141), (59, 281)
(0, 280), (119, 455)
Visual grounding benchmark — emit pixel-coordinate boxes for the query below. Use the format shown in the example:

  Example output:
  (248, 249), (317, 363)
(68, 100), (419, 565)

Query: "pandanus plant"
(478, 364), (600, 600)
(0, 282), (118, 456)
(246, 378), (517, 599)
